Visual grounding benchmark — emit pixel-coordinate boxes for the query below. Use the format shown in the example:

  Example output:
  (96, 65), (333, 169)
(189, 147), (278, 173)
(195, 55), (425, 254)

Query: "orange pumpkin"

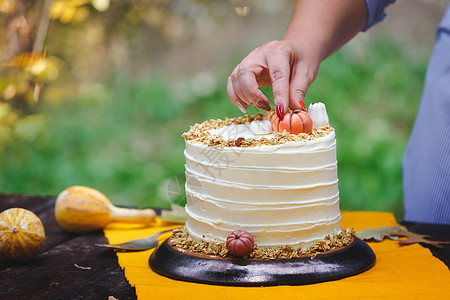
(0, 208), (46, 260)
(272, 110), (313, 134)
(226, 229), (254, 257)
(55, 186), (156, 233)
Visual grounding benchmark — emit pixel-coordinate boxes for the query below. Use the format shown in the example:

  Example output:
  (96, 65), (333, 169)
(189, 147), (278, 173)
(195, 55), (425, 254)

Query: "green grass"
(0, 38), (427, 219)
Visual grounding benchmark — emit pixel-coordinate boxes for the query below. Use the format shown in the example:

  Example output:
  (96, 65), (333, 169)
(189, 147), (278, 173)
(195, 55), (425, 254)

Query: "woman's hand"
(227, 0), (368, 118)
(227, 39), (321, 116)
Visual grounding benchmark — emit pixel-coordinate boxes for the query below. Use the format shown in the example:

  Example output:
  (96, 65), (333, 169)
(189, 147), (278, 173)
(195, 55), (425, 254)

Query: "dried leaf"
(398, 231), (450, 248)
(356, 226), (404, 241)
(357, 225), (450, 248)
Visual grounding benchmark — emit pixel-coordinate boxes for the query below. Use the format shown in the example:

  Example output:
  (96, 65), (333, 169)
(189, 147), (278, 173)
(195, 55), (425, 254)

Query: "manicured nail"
(276, 105), (284, 120)
(256, 100), (271, 111)
(299, 100), (306, 111)
(235, 102), (247, 114)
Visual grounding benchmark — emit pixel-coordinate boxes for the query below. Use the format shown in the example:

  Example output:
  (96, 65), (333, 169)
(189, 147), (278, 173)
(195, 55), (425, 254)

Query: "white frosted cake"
(182, 103), (342, 250)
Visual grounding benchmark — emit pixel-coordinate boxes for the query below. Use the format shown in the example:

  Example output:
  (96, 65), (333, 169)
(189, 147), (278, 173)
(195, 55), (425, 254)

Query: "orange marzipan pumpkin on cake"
(272, 110), (313, 134)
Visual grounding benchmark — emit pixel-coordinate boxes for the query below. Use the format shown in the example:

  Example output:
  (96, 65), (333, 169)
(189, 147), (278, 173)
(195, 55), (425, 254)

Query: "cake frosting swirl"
(183, 112), (341, 249)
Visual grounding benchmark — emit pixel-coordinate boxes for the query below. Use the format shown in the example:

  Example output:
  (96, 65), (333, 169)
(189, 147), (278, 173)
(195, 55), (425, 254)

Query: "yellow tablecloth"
(104, 211), (450, 299)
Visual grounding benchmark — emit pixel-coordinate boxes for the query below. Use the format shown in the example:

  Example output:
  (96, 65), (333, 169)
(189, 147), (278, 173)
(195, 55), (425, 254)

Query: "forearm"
(283, 0), (368, 62)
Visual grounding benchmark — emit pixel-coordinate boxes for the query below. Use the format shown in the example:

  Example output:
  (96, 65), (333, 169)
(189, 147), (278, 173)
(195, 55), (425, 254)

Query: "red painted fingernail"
(256, 101), (271, 111)
(276, 105), (284, 120)
(299, 100), (306, 111)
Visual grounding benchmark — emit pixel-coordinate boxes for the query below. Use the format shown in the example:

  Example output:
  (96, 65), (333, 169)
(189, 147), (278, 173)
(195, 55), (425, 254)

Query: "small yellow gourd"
(0, 208), (46, 260)
(55, 186), (156, 233)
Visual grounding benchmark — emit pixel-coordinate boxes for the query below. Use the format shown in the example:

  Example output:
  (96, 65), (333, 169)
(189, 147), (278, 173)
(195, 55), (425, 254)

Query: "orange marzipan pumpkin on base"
(0, 208), (46, 260)
(226, 229), (255, 257)
(226, 230), (255, 257)
(272, 110), (313, 134)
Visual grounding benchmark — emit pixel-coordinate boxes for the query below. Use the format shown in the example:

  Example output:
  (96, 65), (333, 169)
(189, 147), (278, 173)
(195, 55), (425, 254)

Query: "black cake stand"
(148, 237), (376, 286)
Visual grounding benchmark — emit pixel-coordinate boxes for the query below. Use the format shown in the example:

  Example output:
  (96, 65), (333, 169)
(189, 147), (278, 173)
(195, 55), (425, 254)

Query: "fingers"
(227, 77), (247, 113)
(229, 70), (270, 111)
(266, 48), (291, 114)
(228, 50), (271, 111)
(227, 40), (318, 114)
(289, 63), (317, 111)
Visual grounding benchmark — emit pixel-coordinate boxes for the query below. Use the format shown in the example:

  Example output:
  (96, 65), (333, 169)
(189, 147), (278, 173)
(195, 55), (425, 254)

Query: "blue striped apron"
(402, 4), (450, 224)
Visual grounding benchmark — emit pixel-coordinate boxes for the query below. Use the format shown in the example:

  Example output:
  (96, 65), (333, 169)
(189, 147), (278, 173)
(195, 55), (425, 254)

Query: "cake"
(180, 103), (346, 253)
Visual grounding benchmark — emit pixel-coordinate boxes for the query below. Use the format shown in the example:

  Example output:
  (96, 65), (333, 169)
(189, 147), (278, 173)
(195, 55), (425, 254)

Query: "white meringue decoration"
(249, 120), (273, 135)
(308, 102), (329, 128)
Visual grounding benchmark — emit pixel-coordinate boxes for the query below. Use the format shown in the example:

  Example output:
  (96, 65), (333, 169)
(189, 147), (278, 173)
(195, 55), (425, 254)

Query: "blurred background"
(0, 0), (447, 220)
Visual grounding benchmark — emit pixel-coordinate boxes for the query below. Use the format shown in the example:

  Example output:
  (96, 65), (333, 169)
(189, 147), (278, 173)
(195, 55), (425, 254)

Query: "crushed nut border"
(182, 113), (334, 148)
(170, 227), (355, 260)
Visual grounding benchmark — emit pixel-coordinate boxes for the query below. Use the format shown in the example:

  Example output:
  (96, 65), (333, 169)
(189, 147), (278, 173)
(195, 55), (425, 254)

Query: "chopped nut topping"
(182, 113), (334, 148)
(170, 227), (355, 259)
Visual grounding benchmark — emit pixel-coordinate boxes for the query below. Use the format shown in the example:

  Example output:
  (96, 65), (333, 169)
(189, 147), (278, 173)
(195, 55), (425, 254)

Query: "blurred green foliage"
(0, 37), (427, 219)
(310, 39), (426, 219)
